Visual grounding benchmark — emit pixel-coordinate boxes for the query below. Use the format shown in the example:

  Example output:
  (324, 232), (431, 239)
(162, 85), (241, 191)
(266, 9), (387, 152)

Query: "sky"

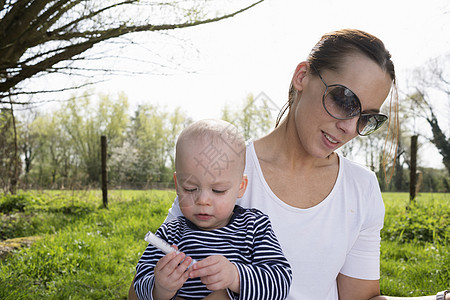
(97, 0), (450, 117)
(41, 0), (450, 168)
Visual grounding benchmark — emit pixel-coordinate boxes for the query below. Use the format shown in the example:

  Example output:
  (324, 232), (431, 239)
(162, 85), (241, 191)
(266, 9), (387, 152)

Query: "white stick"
(144, 231), (177, 254)
(144, 231), (197, 267)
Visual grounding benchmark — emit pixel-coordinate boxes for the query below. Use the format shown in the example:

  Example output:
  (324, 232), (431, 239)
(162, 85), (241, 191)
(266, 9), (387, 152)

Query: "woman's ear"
(291, 61), (310, 92)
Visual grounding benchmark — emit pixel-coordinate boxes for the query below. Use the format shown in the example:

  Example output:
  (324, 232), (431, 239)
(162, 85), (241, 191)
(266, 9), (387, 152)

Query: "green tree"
(29, 111), (77, 188)
(124, 104), (189, 188)
(59, 92), (129, 185)
(19, 111), (44, 187)
(109, 105), (190, 188)
(166, 107), (192, 170)
(221, 93), (274, 141)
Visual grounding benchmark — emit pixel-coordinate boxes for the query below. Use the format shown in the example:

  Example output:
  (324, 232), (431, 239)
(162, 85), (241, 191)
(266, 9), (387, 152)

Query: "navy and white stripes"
(134, 206), (292, 300)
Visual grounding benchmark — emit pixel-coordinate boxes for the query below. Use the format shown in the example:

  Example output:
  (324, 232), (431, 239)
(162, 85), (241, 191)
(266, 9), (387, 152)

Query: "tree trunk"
(9, 99), (20, 194)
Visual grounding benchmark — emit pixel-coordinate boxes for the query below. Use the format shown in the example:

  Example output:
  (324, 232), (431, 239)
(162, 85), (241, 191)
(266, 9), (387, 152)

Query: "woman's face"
(293, 53), (392, 158)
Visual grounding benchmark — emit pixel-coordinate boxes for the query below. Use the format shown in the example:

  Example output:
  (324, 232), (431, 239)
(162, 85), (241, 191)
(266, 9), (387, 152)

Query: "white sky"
(41, 0), (450, 168)
(99, 0), (450, 117)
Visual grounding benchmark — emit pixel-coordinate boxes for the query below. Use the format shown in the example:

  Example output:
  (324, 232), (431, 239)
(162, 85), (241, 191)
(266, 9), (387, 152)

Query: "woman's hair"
(276, 29), (399, 178)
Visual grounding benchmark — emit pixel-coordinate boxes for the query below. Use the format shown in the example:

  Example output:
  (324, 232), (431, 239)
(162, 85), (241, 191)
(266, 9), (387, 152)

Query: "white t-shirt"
(166, 142), (385, 300)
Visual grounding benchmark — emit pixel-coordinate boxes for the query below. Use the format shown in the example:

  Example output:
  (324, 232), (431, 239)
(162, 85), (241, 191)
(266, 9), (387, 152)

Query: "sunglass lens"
(358, 114), (388, 135)
(324, 86), (360, 119)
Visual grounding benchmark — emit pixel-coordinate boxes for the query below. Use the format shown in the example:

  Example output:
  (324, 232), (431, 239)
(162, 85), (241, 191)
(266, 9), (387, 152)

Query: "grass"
(380, 193), (449, 296)
(0, 190), (175, 300)
(0, 191), (448, 299)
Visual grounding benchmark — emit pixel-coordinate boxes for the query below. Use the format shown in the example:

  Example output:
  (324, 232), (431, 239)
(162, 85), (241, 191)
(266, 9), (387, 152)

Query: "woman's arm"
(337, 273), (380, 300)
(337, 273), (448, 300)
(129, 278), (230, 300)
(129, 276), (139, 300)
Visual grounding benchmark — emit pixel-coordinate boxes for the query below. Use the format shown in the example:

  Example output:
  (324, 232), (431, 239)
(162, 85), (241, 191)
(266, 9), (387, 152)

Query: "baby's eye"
(212, 189), (226, 194)
(183, 187), (198, 193)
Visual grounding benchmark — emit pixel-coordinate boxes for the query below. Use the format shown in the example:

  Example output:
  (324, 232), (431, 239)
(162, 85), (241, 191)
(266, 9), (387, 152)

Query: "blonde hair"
(175, 119), (246, 172)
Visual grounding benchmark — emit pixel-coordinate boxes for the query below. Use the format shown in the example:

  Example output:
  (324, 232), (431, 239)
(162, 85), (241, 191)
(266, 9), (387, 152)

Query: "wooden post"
(101, 135), (108, 209)
(409, 135), (418, 203)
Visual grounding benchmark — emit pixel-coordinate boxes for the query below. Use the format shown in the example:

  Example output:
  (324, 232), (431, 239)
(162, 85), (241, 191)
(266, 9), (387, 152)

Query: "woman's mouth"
(323, 132), (339, 144)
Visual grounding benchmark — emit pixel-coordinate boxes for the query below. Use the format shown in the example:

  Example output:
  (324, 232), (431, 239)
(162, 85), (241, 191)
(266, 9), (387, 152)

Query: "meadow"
(0, 190), (448, 299)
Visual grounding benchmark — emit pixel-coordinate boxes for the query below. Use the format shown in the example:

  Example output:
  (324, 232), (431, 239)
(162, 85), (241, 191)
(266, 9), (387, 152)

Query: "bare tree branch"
(408, 56), (450, 174)
(0, 0), (264, 101)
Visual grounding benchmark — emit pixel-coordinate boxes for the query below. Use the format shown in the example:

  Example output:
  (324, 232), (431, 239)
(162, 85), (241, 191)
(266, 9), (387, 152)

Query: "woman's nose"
(336, 117), (359, 135)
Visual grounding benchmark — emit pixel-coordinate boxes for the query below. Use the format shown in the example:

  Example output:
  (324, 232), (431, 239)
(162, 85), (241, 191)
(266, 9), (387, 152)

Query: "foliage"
(60, 92), (130, 184)
(221, 93), (275, 141)
(0, 193), (33, 213)
(121, 105), (191, 188)
(1, 92), (193, 190)
(382, 193), (449, 244)
(379, 167), (450, 193)
(0, 190), (448, 298)
(1, 91), (449, 193)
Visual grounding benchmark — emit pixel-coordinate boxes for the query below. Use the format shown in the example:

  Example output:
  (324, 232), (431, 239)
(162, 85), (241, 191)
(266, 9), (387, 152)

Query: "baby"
(133, 119), (292, 300)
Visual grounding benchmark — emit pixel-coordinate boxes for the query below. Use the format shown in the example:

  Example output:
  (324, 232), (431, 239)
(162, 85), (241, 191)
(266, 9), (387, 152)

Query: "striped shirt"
(134, 205), (292, 300)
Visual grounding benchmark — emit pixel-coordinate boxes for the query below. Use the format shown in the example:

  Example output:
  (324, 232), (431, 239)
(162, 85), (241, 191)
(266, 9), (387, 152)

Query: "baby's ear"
(238, 175), (248, 198)
(173, 172), (177, 189)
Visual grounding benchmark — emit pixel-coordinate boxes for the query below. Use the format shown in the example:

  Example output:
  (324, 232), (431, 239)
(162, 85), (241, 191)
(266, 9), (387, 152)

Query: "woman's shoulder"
(338, 154), (376, 177)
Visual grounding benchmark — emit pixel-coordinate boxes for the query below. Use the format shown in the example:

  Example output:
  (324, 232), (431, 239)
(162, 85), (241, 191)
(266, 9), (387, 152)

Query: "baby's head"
(174, 119), (247, 230)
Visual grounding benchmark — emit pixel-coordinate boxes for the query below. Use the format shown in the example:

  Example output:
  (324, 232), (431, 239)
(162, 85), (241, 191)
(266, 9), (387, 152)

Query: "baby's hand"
(189, 255), (239, 293)
(153, 246), (193, 299)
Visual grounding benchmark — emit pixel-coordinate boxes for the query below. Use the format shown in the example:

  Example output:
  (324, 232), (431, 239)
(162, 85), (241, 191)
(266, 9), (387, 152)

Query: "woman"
(130, 29), (448, 300)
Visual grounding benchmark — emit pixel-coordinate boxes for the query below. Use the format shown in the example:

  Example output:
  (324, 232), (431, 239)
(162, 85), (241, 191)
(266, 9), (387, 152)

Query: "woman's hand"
(189, 255), (240, 293)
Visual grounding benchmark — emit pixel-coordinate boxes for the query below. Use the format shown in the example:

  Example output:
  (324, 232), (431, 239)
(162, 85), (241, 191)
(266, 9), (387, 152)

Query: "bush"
(0, 194), (33, 213)
(382, 194), (449, 244)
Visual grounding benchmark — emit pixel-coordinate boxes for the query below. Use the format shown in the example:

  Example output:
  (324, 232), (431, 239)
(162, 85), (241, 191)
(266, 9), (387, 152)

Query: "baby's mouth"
(195, 213), (212, 220)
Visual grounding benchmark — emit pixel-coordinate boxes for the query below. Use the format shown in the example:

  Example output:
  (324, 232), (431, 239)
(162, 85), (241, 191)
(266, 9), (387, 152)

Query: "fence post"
(101, 135), (108, 209)
(409, 135), (418, 203)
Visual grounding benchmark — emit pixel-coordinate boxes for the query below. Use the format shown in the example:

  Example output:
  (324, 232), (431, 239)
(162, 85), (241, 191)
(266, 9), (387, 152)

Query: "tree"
(59, 92), (130, 185)
(20, 111), (42, 187)
(32, 111), (74, 188)
(124, 104), (189, 188)
(0, 0), (264, 105)
(0, 109), (21, 193)
(0, 0), (263, 194)
(166, 107), (192, 170)
(408, 55), (450, 174)
(221, 93), (275, 141)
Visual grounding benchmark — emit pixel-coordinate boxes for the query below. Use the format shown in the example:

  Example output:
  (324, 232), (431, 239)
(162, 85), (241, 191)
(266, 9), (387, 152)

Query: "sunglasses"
(311, 64), (388, 136)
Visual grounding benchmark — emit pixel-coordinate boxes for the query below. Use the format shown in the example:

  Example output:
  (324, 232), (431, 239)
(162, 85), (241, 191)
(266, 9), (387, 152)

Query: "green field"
(0, 191), (448, 299)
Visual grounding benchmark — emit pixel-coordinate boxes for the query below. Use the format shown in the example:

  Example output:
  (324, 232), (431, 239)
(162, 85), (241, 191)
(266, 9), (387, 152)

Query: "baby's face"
(175, 139), (246, 230)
